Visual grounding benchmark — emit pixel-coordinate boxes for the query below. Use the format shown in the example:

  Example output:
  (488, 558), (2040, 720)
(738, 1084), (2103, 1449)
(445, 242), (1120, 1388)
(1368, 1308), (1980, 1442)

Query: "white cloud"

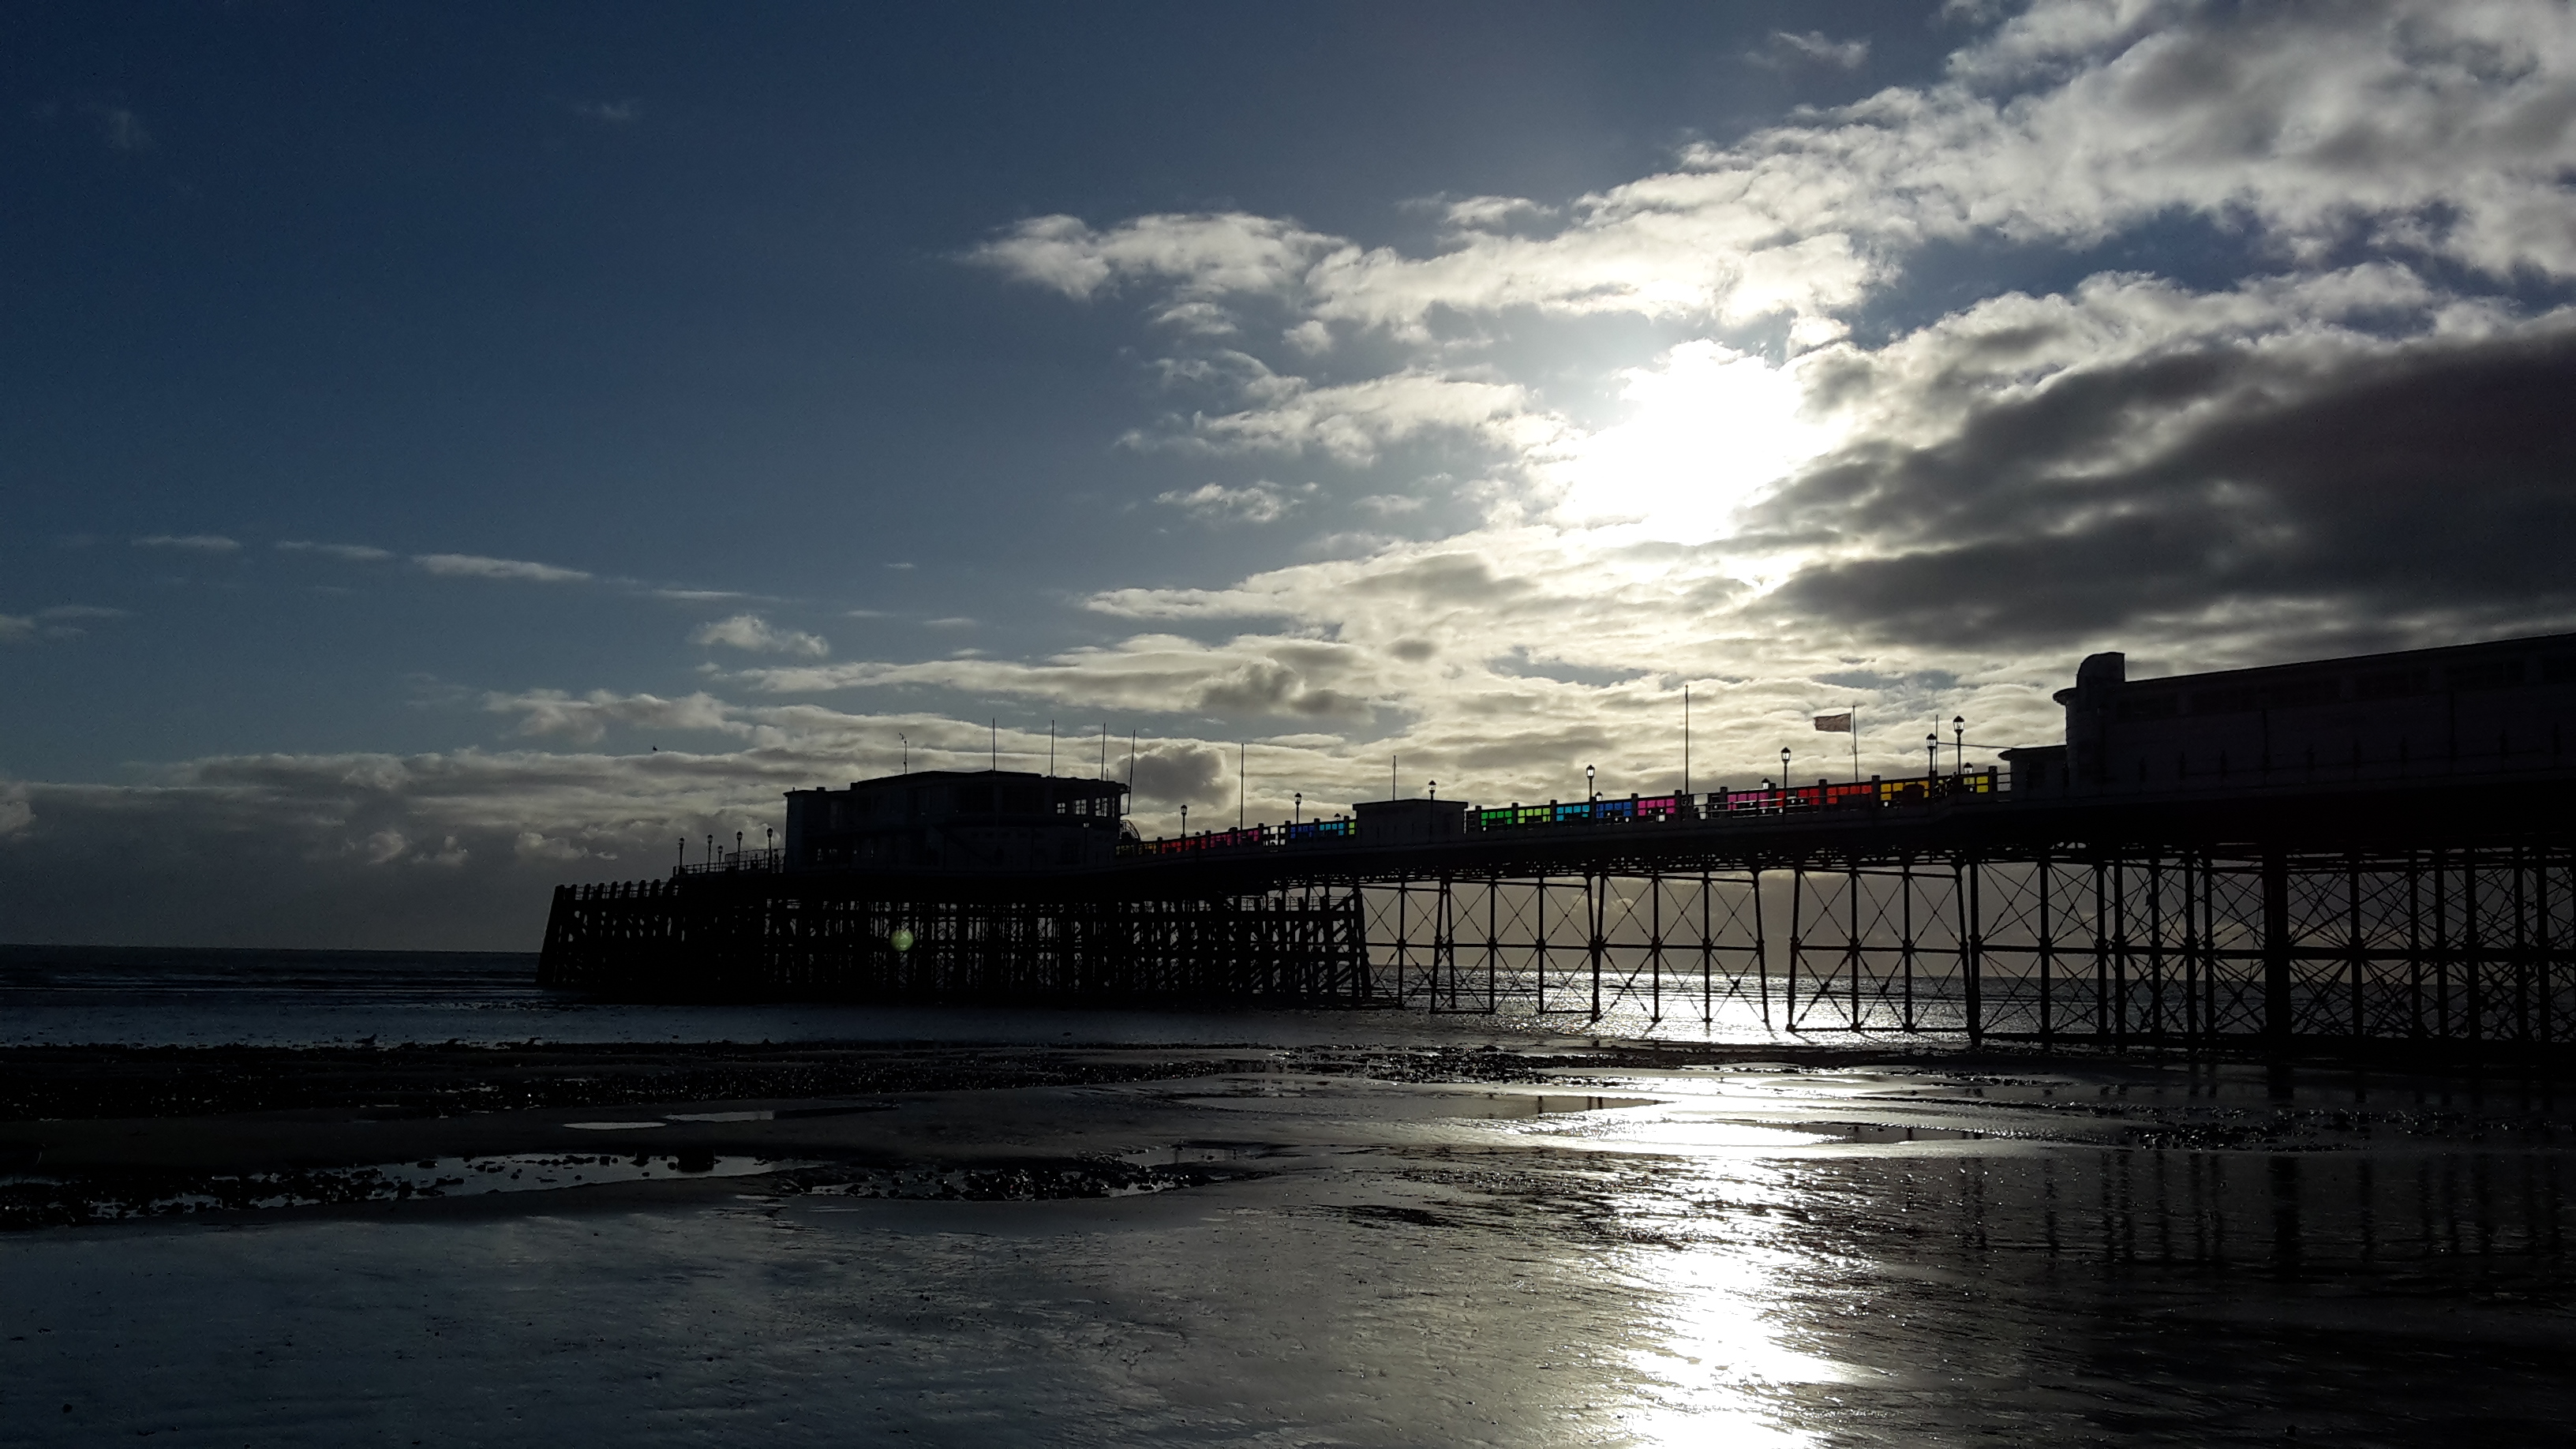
(0, 615), (32, 644)
(1135, 361), (1559, 467)
(414, 553), (592, 583)
(133, 534), (240, 552)
(1757, 30), (1870, 70)
(486, 689), (751, 746)
(968, 212), (1338, 301)
(1155, 481), (1318, 525)
(691, 613), (830, 657)
(278, 541), (395, 562)
(1353, 494), (1428, 516)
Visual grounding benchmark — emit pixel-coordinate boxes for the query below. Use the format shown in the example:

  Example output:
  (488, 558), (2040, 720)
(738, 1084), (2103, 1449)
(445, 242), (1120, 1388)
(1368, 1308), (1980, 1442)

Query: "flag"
(1813, 712), (1852, 732)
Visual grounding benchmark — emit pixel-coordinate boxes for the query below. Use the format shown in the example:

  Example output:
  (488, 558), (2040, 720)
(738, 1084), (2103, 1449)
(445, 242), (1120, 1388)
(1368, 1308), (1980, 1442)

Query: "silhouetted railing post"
(2263, 851), (2293, 1044)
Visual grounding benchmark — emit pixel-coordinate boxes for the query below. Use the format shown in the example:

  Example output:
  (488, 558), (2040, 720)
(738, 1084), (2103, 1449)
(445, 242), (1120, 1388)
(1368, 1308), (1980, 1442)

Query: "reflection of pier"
(542, 632), (2576, 1048)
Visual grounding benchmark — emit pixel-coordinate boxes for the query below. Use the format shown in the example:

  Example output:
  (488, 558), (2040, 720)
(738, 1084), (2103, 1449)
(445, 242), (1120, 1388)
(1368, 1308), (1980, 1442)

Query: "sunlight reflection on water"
(1614, 1159), (1855, 1447)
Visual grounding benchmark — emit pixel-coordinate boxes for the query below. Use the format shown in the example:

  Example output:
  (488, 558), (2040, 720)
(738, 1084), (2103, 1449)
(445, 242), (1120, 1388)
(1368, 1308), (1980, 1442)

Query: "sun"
(1552, 340), (1843, 543)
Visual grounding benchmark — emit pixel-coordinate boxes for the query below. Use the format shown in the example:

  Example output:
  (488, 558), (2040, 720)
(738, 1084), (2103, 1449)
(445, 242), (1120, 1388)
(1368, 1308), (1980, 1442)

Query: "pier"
(541, 632), (2576, 1049)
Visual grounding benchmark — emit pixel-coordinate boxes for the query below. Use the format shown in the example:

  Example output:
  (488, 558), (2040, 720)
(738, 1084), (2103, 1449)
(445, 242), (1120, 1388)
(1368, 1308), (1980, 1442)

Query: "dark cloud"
(1760, 321), (2576, 648)
(1129, 743), (1227, 809)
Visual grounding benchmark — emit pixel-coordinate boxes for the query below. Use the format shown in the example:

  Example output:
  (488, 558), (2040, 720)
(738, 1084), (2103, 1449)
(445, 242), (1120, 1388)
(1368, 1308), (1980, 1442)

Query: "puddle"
(1178, 1088), (1663, 1120)
(1, 1152), (792, 1228)
(573, 1103), (895, 1129)
(1793, 1121), (1991, 1144)
(794, 1156), (1244, 1202)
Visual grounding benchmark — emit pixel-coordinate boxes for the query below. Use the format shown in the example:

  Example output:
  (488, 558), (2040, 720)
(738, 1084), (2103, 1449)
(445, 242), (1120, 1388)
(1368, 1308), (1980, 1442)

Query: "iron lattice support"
(539, 845), (2576, 1044)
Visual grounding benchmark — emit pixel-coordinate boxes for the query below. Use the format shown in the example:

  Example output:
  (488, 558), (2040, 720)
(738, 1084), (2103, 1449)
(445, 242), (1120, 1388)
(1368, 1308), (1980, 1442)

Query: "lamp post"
(1428, 780), (1437, 800)
(1585, 764), (1596, 817)
(1294, 792), (1301, 825)
(1779, 747), (1790, 789)
(899, 733), (908, 774)
(1180, 803), (1189, 839)
(1953, 715), (1965, 777)
(1926, 732), (1938, 779)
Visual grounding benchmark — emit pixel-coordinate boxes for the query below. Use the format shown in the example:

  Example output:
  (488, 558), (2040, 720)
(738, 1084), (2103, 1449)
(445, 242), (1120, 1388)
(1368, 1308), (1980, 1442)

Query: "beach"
(4, 950), (2575, 1444)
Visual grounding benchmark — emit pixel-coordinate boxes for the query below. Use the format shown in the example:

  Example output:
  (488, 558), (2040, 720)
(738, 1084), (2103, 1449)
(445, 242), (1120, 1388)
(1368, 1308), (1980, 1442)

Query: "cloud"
(0, 747), (816, 948)
(983, 2), (2576, 351)
(690, 613), (830, 657)
(0, 605), (125, 643)
(732, 632), (1387, 722)
(1133, 360), (1558, 467)
(1353, 493), (1428, 516)
(1129, 743), (1229, 810)
(277, 540), (395, 562)
(133, 534), (239, 552)
(1155, 481), (1319, 525)
(485, 690), (751, 746)
(1756, 30), (1870, 70)
(968, 212), (1338, 301)
(413, 553), (592, 583)
(1755, 311), (2576, 649)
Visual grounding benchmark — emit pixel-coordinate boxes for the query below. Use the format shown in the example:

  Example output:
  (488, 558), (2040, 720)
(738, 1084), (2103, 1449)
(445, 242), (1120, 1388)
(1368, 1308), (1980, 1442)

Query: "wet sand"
(6, 1037), (2575, 1444)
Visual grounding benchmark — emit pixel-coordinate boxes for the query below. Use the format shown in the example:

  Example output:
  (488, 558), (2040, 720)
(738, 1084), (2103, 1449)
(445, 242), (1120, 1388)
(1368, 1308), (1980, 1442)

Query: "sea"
(0, 943), (1808, 1050)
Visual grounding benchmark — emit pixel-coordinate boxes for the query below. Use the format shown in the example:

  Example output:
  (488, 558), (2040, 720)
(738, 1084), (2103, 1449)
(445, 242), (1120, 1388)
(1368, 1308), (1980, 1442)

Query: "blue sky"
(8, 1), (2576, 947)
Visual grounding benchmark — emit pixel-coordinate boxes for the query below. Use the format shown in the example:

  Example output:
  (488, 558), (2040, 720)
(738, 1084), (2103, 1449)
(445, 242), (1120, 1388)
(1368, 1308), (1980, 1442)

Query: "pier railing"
(673, 847), (784, 878)
(1118, 767), (2001, 859)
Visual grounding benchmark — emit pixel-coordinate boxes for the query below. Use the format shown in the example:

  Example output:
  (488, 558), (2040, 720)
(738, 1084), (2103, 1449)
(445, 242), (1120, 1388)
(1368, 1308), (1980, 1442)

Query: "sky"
(6, 0), (2576, 949)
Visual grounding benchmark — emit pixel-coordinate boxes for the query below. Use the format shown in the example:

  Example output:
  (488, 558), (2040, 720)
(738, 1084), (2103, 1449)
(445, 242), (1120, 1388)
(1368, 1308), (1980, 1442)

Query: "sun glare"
(1552, 341), (1841, 544)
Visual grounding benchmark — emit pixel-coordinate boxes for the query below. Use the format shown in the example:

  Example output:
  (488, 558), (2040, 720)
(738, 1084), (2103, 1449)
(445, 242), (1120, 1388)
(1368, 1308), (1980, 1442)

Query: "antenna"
(1048, 720), (1056, 777)
(990, 719), (997, 772)
(1683, 684), (1691, 798)
(1391, 754), (1397, 801)
(1238, 741), (1246, 829)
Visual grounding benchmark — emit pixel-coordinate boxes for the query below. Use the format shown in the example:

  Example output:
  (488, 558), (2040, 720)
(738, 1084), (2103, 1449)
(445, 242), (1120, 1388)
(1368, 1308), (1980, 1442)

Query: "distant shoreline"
(0, 943), (537, 964)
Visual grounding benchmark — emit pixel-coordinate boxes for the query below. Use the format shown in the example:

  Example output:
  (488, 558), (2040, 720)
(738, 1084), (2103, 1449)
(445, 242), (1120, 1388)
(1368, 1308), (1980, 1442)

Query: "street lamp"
(1926, 732), (1939, 778)
(1953, 715), (1965, 777)
(1181, 803), (1189, 838)
(1779, 747), (1791, 786)
(1294, 791), (1301, 825)
(1585, 764), (1596, 814)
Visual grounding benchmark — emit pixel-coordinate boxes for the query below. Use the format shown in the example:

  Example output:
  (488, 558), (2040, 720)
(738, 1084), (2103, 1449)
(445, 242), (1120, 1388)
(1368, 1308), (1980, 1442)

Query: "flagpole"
(1852, 705), (1860, 784)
